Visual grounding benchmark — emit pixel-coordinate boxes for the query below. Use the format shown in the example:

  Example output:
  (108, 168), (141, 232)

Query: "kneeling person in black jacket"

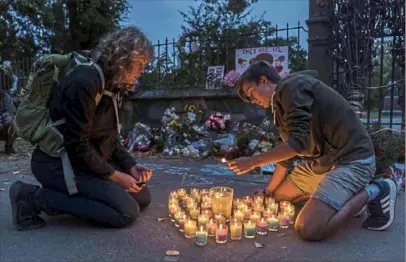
(10, 26), (154, 230)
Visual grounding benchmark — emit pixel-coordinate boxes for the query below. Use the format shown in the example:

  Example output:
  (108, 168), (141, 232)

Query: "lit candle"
(206, 218), (217, 237)
(278, 212), (289, 229)
(215, 213), (226, 225)
(168, 203), (179, 221)
(285, 205), (295, 224)
(237, 202), (247, 211)
(265, 196), (275, 208)
(230, 221), (242, 240)
(198, 213), (209, 227)
(256, 217), (268, 235)
(195, 226), (208, 246)
(244, 220), (256, 239)
(280, 201), (290, 212)
(176, 188), (186, 200)
(178, 214), (189, 232)
(233, 198), (242, 209)
(269, 202), (279, 214)
(243, 196), (252, 206)
(174, 211), (185, 227)
(243, 206), (252, 221)
(233, 209), (244, 222)
(221, 158), (227, 163)
(190, 188), (199, 197)
(253, 195), (264, 205)
(216, 224), (228, 244)
(253, 203), (264, 213)
(168, 198), (178, 207)
(169, 191), (178, 198)
(201, 209), (212, 218)
(262, 208), (273, 219)
(189, 207), (200, 220)
(201, 200), (212, 210)
(267, 215), (279, 232)
(250, 211), (261, 223)
(201, 195), (211, 202)
(200, 189), (209, 196)
(184, 219), (197, 239)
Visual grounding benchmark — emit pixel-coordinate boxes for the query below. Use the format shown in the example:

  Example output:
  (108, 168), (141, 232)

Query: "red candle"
(216, 224), (228, 244)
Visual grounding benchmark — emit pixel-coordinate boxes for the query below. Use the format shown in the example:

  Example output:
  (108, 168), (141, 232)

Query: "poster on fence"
(206, 65), (225, 90)
(235, 46), (289, 77)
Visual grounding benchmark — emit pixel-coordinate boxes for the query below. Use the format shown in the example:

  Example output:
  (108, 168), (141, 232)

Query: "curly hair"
(92, 26), (154, 87)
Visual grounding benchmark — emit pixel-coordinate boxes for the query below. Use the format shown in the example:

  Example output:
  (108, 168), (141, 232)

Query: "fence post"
(306, 0), (333, 86)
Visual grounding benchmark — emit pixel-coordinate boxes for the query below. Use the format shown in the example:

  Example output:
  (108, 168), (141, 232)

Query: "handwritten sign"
(235, 46), (289, 77)
(206, 65), (225, 90)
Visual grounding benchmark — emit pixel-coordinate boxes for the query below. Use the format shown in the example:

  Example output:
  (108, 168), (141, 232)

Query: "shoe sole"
(366, 178), (397, 231)
(9, 181), (45, 231)
(353, 204), (367, 218)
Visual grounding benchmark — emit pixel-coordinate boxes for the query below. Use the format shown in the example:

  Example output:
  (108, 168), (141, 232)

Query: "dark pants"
(30, 151), (151, 228)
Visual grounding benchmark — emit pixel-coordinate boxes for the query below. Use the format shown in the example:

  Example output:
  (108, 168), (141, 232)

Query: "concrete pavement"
(0, 157), (404, 262)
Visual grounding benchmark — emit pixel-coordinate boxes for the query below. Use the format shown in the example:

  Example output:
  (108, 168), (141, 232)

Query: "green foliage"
(0, 0), (129, 62)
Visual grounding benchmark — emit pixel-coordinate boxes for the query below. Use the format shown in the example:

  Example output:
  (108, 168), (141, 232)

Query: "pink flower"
(223, 70), (241, 88)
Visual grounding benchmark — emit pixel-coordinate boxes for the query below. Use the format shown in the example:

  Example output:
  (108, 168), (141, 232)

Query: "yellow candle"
(201, 209), (212, 218)
(206, 218), (217, 237)
(195, 226), (208, 246)
(200, 189), (209, 196)
(278, 212), (289, 229)
(184, 219), (197, 239)
(201, 200), (212, 210)
(169, 191), (178, 198)
(189, 207), (200, 220)
(237, 202), (247, 211)
(265, 196), (275, 207)
(230, 221), (242, 240)
(168, 198), (178, 206)
(233, 209), (244, 222)
(176, 188), (186, 200)
(178, 214), (189, 232)
(198, 214), (209, 226)
(233, 198), (242, 209)
(250, 211), (261, 223)
(174, 211), (185, 227)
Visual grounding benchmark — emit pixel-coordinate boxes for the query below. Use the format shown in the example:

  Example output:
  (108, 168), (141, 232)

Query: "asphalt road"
(0, 157), (404, 262)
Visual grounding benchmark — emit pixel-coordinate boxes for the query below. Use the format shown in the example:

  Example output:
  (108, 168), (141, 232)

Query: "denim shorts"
(288, 155), (376, 210)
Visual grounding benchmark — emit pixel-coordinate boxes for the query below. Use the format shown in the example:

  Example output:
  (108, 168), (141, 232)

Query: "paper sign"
(206, 65), (225, 90)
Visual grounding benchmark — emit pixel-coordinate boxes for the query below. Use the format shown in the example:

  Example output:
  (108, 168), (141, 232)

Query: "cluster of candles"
(168, 187), (296, 246)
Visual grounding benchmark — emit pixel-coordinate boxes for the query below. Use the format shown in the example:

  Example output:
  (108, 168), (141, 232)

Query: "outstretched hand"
(130, 164), (152, 183)
(227, 157), (257, 175)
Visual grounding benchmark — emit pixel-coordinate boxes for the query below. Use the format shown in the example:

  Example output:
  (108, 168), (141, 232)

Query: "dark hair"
(236, 61), (281, 102)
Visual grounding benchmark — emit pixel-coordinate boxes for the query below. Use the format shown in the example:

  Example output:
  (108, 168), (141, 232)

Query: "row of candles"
(168, 188), (296, 246)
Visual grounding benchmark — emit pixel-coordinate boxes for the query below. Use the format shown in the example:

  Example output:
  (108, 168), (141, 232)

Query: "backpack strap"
(103, 90), (122, 135)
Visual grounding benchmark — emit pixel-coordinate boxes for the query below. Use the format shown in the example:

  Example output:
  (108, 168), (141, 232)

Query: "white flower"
(187, 112), (196, 122)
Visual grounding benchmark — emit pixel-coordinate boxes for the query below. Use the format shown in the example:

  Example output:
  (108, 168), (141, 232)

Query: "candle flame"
(221, 158), (226, 163)
(219, 224), (223, 229)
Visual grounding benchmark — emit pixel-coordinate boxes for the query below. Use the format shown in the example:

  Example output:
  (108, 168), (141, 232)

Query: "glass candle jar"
(215, 224), (228, 244)
(230, 221), (242, 241)
(195, 226), (208, 246)
(244, 220), (256, 239)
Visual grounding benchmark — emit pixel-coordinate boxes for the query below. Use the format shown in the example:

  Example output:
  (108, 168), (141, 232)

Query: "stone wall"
(119, 88), (271, 135)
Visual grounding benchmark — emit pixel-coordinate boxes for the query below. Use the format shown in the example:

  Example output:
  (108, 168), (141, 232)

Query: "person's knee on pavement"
(294, 218), (326, 241)
(130, 186), (152, 210)
(112, 202), (140, 228)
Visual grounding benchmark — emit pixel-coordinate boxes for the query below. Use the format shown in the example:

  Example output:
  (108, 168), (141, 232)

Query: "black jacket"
(43, 64), (136, 178)
(275, 70), (374, 174)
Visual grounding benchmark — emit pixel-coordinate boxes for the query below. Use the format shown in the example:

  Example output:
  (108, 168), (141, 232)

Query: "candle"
(269, 202), (279, 214)
(178, 214), (188, 232)
(256, 217), (268, 235)
(195, 226), (208, 246)
(168, 198), (178, 207)
(201, 209), (212, 218)
(267, 215), (279, 232)
(216, 224), (228, 244)
(184, 219), (197, 239)
(243, 196), (252, 206)
(262, 208), (273, 219)
(190, 188), (199, 197)
(265, 196), (275, 208)
(237, 202), (247, 211)
(250, 211), (261, 223)
(169, 191), (178, 198)
(280, 201), (290, 212)
(233, 209), (244, 222)
(233, 198), (242, 209)
(198, 214), (209, 227)
(168, 203), (179, 221)
(201, 195), (211, 202)
(206, 218), (217, 237)
(230, 221), (242, 240)
(253, 203), (264, 213)
(285, 205), (295, 224)
(221, 158), (227, 163)
(215, 213), (226, 225)
(176, 188), (186, 200)
(189, 207), (200, 220)
(253, 195), (264, 205)
(278, 212), (289, 229)
(243, 206), (252, 221)
(201, 200), (212, 210)
(244, 220), (256, 239)
(200, 189), (209, 196)
(174, 211), (185, 227)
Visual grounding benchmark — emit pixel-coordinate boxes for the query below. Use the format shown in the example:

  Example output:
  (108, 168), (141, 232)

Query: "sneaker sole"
(353, 204), (367, 218)
(366, 178), (397, 231)
(9, 181), (45, 231)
